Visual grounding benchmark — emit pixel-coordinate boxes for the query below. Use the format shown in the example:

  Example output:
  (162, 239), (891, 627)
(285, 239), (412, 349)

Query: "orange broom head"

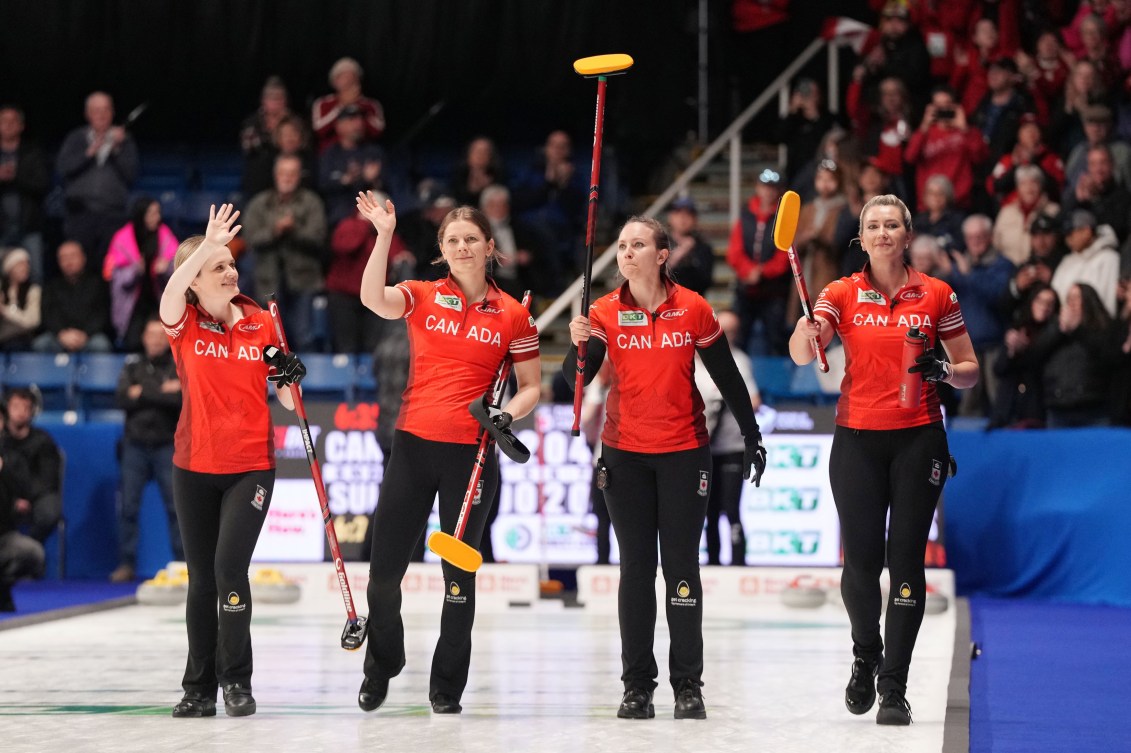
(573, 53), (634, 77)
(773, 190), (801, 250)
(427, 531), (483, 573)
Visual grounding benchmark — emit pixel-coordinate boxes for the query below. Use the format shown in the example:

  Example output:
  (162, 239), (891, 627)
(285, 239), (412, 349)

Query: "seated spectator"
(971, 57), (1036, 166)
(1000, 213), (1066, 325)
(512, 131), (586, 273)
(949, 18), (1006, 115)
(1016, 30), (1071, 118)
(103, 197), (177, 351)
(1051, 209), (1121, 317)
(1075, 12), (1122, 93)
(239, 76), (294, 177)
(0, 105), (49, 282)
(912, 174), (966, 252)
(992, 165), (1061, 266)
(905, 86), (989, 211)
(851, 1), (932, 116)
(1062, 144), (1131, 241)
(0, 388), (62, 543)
(317, 105), (387, 226)
(726, 168), (790, 355)
(1062, 1), (1121, 61)
(850, 76), (911, 183)
(480, 184), (556, 302)
(311, 57), (385, 151)
(110, 318), (182, 583)
(451, 136), (505, 210)
(241, 114), (316, 200)
(32, 241), (111, 354)
(776, 78), (836, 181)
(243, 154), (328, 351)
(990, 283), (1058, 429)
(1029, 282), (1123, 427)
(396, 180), (454, 280)
(0, 400), (43, 612)
(326, 192), (413, 353)
(986, 113), (1065, 206)
(908, 234), (945, 276)
(934, 214), (1016, 416)
(1049, 60), (1108, 157)
(55, 92), (138, 268)
(1064, 104), (1131, 192)
(664, 196), (715, 297)
(0, 248), (40, 351)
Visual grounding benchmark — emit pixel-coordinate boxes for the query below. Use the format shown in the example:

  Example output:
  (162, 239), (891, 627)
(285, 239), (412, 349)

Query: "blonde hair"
(173, 235), (207, 305)
(858, 194), (913, 235)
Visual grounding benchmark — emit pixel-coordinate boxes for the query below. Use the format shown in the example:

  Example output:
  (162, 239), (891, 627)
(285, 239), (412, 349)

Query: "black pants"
(364, 430), (498, 702)
(704, 450), (745, 566)
(601, 443), (712, 693)
(829, 423), (949, 695)
(173, 466), (274, 696)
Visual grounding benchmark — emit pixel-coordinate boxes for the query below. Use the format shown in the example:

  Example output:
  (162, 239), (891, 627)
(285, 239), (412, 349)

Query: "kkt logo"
(748, 530), (821, 555)
(767, 444), (821, 469)
(749, 487), (820, 512)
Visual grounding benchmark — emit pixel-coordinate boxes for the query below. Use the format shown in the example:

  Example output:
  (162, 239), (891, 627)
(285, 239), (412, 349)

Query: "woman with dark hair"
(451, 137), (506, 208)
(354, 192), (540, 715)
(564, 216), (766, 720)
(1029, 282), (1123, 428)
(989, 283), (1059, 428)
(104, 196), (179, 350)
(0, 248), (40, 351)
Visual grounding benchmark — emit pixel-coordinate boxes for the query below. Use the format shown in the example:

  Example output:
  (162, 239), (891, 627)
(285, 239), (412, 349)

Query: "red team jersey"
(589, 281), (723, 453)
(813, 265), (967, 430)
(395, 277), (539, 444)
(163, 295), (277, 474)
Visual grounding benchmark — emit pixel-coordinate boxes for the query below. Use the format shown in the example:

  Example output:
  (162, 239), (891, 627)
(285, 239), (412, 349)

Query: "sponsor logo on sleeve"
(618, 310), (648, 327)
(435, 292), (463, 311)
(949, 292), (958, 303)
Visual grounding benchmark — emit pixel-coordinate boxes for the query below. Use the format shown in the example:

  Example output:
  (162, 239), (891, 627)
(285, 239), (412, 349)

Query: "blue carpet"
(970, 597), (1131, 753)
(1, 580), (137, 621)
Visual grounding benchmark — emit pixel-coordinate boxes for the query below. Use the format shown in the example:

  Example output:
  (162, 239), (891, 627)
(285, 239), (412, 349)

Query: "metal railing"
(535, 35), (845, 332)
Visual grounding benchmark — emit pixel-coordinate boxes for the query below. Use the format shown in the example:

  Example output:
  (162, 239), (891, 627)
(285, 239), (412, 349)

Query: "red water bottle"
(899, 326), (928, 409)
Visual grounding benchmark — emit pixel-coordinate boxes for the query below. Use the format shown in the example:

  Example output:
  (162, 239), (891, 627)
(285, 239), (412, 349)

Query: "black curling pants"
(173, 466), (274, 696)
(829, 423), (949, 695)
(601, 443), (712, 694)
(364, 430), (498, 703)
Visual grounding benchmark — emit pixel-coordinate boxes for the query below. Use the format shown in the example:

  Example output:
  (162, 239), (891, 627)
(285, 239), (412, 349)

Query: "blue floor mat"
(2, 581), (136, 621)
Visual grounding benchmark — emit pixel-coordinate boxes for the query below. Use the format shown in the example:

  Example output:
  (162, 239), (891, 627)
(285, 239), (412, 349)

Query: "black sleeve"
(561, 339), (607, 391)
(698, 338), (761, 441)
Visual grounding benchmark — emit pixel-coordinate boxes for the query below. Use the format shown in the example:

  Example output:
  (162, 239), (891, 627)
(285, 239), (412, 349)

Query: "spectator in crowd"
(0, 105), (49, 282)
(850, 77), (912, 184)
(912, 174), (966, 253)
(1062, 144), (1131, 241)
(239, 76), (294, 176)
(103, 197), (178, 351)
(110, 318), (183, 583)
(32, 241), (111, 354)
(949, 18), (1006, 115)
(55, 92), (139, 267)
(0, 400), (43, 612)
(396, 181), (454, 280)
(1062, 1), (1121, 61)
(727, 168), (790, 355)
(479, 184), (556, 302)
(0, 388), (62, 543)
(1016, 30), (1072, 117)
(905, 86), (989, 212)
(312, 57), (385, 152)
(694, 310), (759, 566)
(512, 130), (586, 273)
(451, 136), (505, 210)
(664, 196), (715, 297)
(908, 234), (945, 276)
(1064, 104), (1131, 192)
(986, 113), (1066, 207)
(1051, 209), (1121, 317)
(1049, 60), (1108, 156)
(1000, 212), (1067, 324)
(317, 105), (387, 227)
(794, 127), (864, 205)
(327, 192), (414, 354)
(934, 214), (1015, 416)
(992, 165), (1061, 266)
(989, 283), (1058, 429)
(777, 78), (837, 181)
(852, 1), (932, 116)
(971, 57), (1035, 166)
(1029, 282), (1123, 427)
(1074, 12), (1122, 92)
(790, 160), (847, 323)
(243, 154), (328, 351)
(1, 248), (39, 351)
(241, 115), (316, 201)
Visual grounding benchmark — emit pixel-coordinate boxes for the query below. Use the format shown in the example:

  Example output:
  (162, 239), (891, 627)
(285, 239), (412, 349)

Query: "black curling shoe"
(430, 693), (462, 714)
(172, 692), (216, 718)
(673, 679), (706, 720)
(617, 687), (655, 719)
(876, 690), (913, 725)
(845, 654), (882, 715)
(358, 676), (389, 712)
(222, 683), (256, 717)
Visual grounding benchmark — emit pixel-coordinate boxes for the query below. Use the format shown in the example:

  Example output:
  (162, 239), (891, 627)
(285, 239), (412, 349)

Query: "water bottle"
(899, 327), (928, 409)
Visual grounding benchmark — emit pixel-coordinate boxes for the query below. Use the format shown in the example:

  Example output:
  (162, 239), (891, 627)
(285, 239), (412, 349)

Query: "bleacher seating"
(3, 353), (76, 411)
(295, 353), (356, 403)
(74, 353), (130, 411)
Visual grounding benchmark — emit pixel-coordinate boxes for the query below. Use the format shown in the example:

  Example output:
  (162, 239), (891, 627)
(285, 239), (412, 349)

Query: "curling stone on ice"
(779, 577), (827, 608)
(250, 568), (302, 604)
(136, 568), (189, 605)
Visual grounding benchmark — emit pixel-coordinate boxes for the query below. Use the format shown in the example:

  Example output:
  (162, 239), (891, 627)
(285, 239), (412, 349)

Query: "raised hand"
(204, 203), (242, 246)
(356, 191), (397, 235)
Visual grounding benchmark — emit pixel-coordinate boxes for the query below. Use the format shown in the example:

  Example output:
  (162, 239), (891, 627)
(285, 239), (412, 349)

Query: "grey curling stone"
(780, 584), (827, 608)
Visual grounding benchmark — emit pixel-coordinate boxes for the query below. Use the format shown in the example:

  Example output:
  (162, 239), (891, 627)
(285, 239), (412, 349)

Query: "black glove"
(264, 345), (306, 387)
(743, 434), (767, 487)
(469, 394), (530, 463)
(484, 405), (513, 431)
(907, 349), (952, 383)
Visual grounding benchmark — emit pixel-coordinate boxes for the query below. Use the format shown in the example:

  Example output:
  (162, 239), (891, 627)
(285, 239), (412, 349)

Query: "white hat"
(2, 247), (30, 276)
